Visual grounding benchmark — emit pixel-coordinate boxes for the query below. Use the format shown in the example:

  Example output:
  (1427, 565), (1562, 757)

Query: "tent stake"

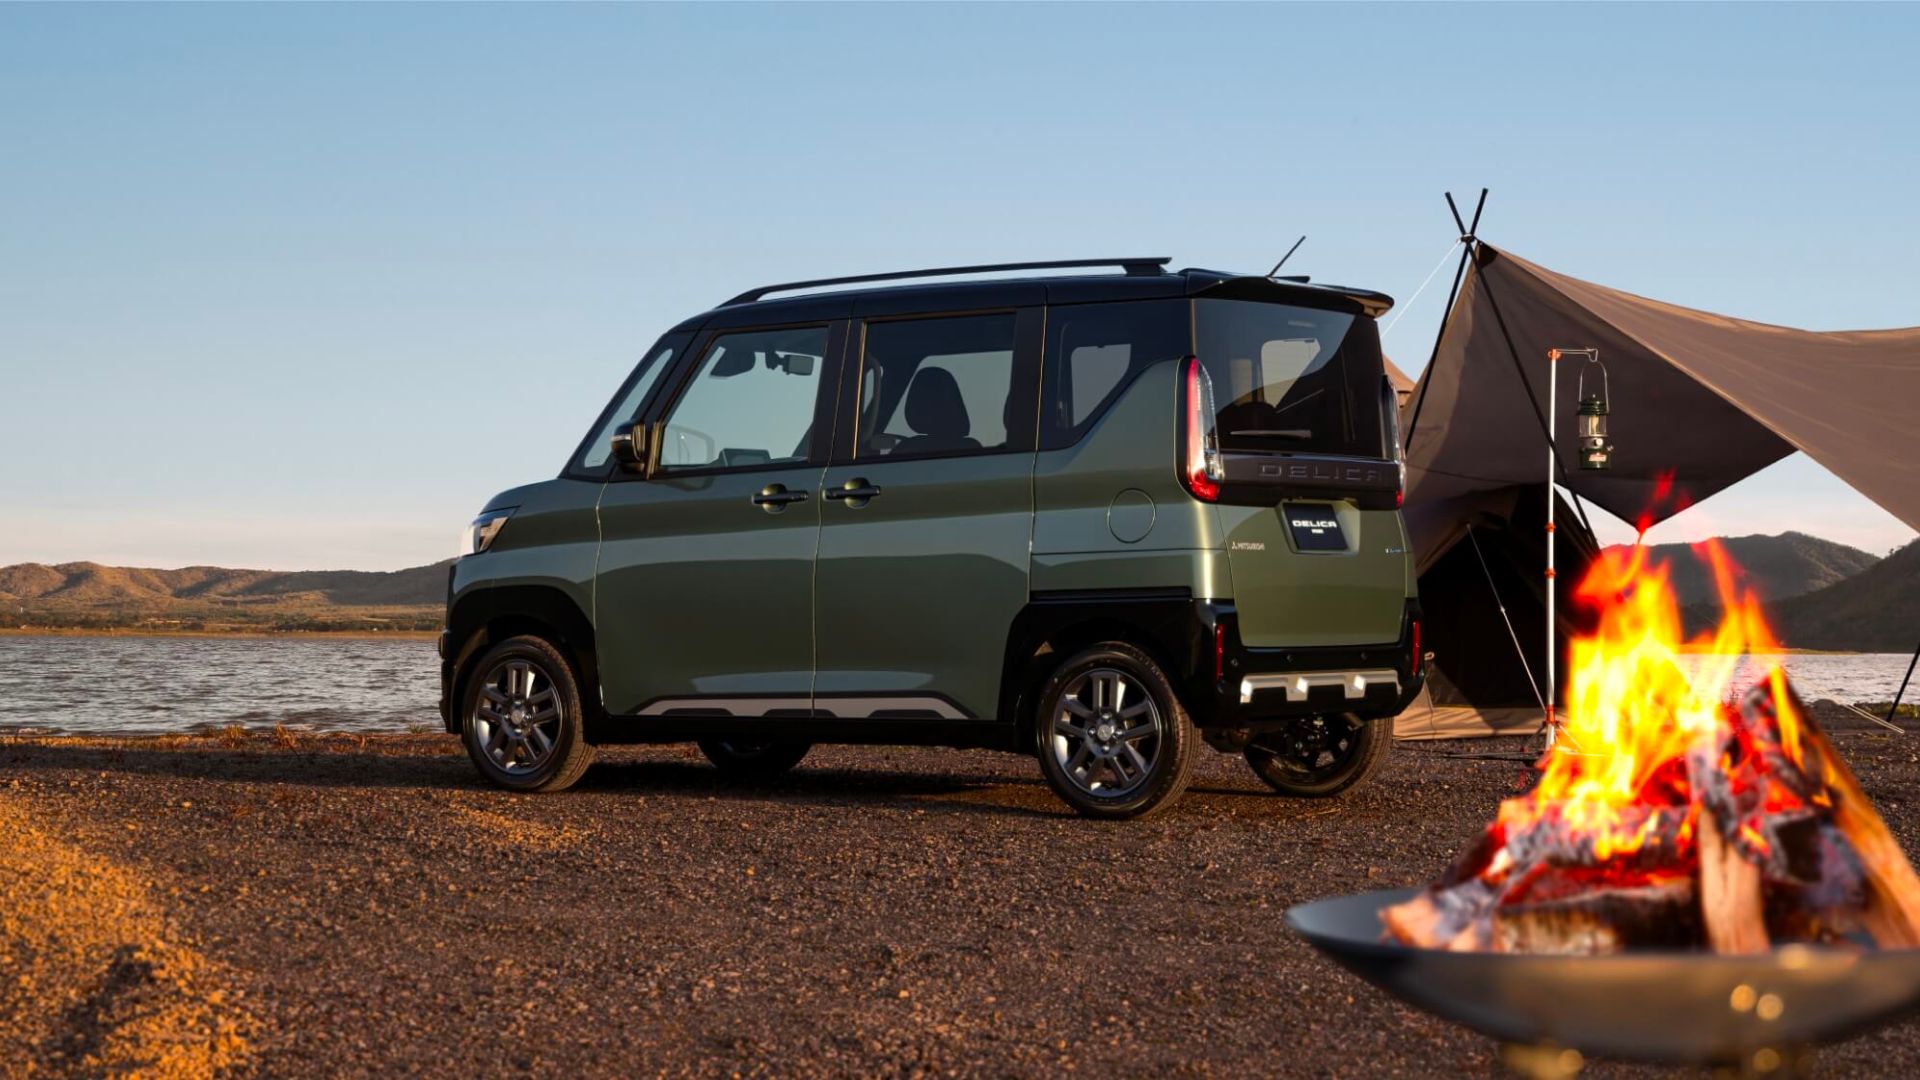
(1889, 640), (1920, 725)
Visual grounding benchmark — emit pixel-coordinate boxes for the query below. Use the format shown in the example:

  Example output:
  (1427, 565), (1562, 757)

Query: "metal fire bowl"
(1287, 888), (1920, 1064)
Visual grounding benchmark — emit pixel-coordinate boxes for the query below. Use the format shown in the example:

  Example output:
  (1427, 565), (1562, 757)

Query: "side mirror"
(610, 420), (652, 473)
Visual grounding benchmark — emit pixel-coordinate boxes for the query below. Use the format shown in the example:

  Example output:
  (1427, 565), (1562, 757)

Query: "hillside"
(1774, 540), (1920, 653)
(0, 561), (448, 634)
(1606, 531), (1881, 609)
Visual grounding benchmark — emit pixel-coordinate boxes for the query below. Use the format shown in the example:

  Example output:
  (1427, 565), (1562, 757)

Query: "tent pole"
(1545, 350), (1561, 749)
(1475, 261), (1581, 484)
(1889, 640), (1920, 725)
(1566, 488), (1597, 545)
(1403, 189), (1488, 454)
(1465, 524), (1548, 714)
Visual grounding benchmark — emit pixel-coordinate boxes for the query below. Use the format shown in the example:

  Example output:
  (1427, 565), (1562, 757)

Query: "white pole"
(1545, 350), (1559, 749)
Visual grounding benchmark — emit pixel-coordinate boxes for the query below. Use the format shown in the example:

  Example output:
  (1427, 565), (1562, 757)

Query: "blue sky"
(2, 3), (1915, 571)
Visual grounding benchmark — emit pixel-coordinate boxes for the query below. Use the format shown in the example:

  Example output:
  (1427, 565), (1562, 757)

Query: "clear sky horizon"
(4, 3), (1916, 572)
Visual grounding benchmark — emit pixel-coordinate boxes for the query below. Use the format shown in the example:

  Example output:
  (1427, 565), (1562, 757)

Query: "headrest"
(904, 367), (971, 439)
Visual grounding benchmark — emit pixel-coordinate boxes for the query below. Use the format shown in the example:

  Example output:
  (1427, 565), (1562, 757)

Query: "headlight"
(460, 508), (515, 558)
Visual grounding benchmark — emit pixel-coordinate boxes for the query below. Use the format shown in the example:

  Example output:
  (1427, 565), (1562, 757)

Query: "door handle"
(823, 479), (882, 506)
(751, 484), (810, 511)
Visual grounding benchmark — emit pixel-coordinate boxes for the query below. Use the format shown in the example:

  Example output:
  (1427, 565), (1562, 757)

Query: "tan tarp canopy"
(1392, 244), (1920, 739)
(1403, 245), (1920, 534)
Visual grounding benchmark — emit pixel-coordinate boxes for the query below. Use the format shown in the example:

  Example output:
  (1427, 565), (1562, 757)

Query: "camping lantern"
(1573, 353), (1614, 471)
(1577, 393), (1613, 470)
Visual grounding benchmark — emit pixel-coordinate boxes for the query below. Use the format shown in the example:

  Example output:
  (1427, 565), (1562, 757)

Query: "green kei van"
(441, 258), (1423, 818)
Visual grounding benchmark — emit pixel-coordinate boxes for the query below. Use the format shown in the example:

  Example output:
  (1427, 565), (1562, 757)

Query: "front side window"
(658, 326), (828, 472)
(1041, 299), (1191, 449)
(1194, 299), (1386, 459)
(857, 314), (1018, 459)
(571, 336), (684, 473)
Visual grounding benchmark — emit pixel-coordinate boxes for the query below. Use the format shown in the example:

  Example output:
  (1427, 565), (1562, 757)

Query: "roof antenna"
(1267, 235), (1306, 278)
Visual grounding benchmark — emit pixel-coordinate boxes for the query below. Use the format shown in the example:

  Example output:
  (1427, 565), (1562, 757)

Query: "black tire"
(1243, 713), (1390, 798)
(460, 635), (594, 793)
(697, 738), (811, 782)
(1032, 642), (1195, 820)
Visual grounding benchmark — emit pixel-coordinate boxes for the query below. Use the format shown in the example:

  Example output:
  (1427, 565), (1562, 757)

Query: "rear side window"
(857, 314), (1018, 459)
(1194, 299), (1386, 459)
(1041, 300), (1190, 449)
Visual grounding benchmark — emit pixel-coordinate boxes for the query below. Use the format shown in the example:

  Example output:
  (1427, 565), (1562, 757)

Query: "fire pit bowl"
(1287, 888), (1920, 1065)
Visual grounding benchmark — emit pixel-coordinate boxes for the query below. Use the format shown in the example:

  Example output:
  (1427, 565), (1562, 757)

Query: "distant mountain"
(1774, 540), (1920, 653)
(0, 560), (448, 633)
(1604, 532), (1881, 609)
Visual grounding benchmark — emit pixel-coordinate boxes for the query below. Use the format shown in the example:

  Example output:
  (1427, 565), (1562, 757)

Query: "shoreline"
(0, 626), (438, 641)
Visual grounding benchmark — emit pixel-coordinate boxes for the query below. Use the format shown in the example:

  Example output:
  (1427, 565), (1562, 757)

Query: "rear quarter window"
(1194, 299), (1386, 459)
(1040, 299), (1191, 450)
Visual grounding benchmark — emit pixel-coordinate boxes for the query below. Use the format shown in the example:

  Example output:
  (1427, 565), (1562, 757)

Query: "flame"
(1493, 538), (1807, 861)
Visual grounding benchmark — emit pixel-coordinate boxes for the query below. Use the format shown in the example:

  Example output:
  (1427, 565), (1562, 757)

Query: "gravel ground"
(4, 726), (1919, 1078)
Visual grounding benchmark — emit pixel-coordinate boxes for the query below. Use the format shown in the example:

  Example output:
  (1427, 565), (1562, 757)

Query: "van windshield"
(1194, 299), (1387, 459)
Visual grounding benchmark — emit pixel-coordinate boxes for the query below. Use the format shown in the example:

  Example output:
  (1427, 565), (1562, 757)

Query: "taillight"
(1410, 618), (1423, 675)
(1182, 356), (1221, 503)
(1214, 620), (1227, 682)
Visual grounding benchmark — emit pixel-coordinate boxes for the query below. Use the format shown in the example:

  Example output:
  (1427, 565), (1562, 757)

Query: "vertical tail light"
(1214, 620), (1227, 682)
(1182, 356), (1222, 503)
(1410, 618), (1423, 675)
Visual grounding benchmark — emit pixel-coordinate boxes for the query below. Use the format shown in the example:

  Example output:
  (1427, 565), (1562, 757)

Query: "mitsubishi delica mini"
(440, 258), (1424, 818)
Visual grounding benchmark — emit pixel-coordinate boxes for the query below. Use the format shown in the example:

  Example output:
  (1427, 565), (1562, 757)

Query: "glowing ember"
(1385, 541), (1920, 955)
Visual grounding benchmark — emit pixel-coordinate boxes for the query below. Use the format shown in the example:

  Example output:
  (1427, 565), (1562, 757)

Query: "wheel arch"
(997, 591), (1206, 747)
(446, 585), (605, 738)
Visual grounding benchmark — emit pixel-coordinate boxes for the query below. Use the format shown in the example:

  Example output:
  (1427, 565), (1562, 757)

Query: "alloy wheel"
(471, 658), (565, 775)
(1050, 667), (1163, 798)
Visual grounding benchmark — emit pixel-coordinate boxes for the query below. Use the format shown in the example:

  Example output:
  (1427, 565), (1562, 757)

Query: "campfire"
(1386, 541), (1920, 956)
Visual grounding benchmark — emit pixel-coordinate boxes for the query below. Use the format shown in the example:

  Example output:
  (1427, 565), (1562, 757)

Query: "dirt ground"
(3, 727), (1919, 1078)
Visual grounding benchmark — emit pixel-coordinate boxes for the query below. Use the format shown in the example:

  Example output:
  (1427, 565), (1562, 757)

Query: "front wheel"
(1033, 643), (1195, 820)
(1243, 713), (1390, 797)
(461, 635), (595, 793)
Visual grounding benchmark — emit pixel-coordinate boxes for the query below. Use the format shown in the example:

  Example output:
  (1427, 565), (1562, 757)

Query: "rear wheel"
(1243, 713), (1390, 797)
(1034, 643), (1195, 820)
(461, 635), (594, 793)
(697, 738), (811, 781)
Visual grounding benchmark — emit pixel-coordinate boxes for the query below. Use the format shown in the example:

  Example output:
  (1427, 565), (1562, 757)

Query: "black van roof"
(674, 259), (1394, 332)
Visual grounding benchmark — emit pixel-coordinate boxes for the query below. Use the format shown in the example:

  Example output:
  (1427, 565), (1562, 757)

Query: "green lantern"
(1577, 393), (1613, 470)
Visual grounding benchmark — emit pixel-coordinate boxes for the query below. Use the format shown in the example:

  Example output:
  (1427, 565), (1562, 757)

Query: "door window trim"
(561, 329), (698, 482)
(830, 307), (1044, 466)
(1038, 298), (1198, 451)
(615, 319), (850, 482)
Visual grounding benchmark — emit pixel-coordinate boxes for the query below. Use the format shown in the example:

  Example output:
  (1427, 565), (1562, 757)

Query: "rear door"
(594, 322), (845, 717)
(811, 308), (1042, 721)
(1195, 297), (1408, 647)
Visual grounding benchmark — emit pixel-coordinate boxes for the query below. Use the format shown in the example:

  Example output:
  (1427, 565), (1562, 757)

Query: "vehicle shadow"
(0, 740), (1074, 819)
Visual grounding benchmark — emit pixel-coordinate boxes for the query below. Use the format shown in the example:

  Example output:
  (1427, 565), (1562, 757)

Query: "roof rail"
(722, 257), (1172, 306)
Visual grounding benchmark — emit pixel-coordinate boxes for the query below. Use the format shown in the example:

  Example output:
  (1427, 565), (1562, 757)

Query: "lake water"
(0, 634), (1913, 737)
(0, 635), (440, 736)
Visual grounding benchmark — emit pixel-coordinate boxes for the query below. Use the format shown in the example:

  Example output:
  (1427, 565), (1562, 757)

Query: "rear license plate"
(1284, 503), (1347, 552)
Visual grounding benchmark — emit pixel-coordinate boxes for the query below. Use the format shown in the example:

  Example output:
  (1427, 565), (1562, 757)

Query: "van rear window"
(1194, 299), (1386, 459)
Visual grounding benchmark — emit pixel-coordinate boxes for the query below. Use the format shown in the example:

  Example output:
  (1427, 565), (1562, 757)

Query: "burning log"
(1387, 674), (1920, 955)
(1384, 541), (1920, 957)
(1695, 806), (1767, 954)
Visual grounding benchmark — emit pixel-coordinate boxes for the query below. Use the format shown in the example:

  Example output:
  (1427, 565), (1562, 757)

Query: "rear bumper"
(1182, 599), (1424, 729)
